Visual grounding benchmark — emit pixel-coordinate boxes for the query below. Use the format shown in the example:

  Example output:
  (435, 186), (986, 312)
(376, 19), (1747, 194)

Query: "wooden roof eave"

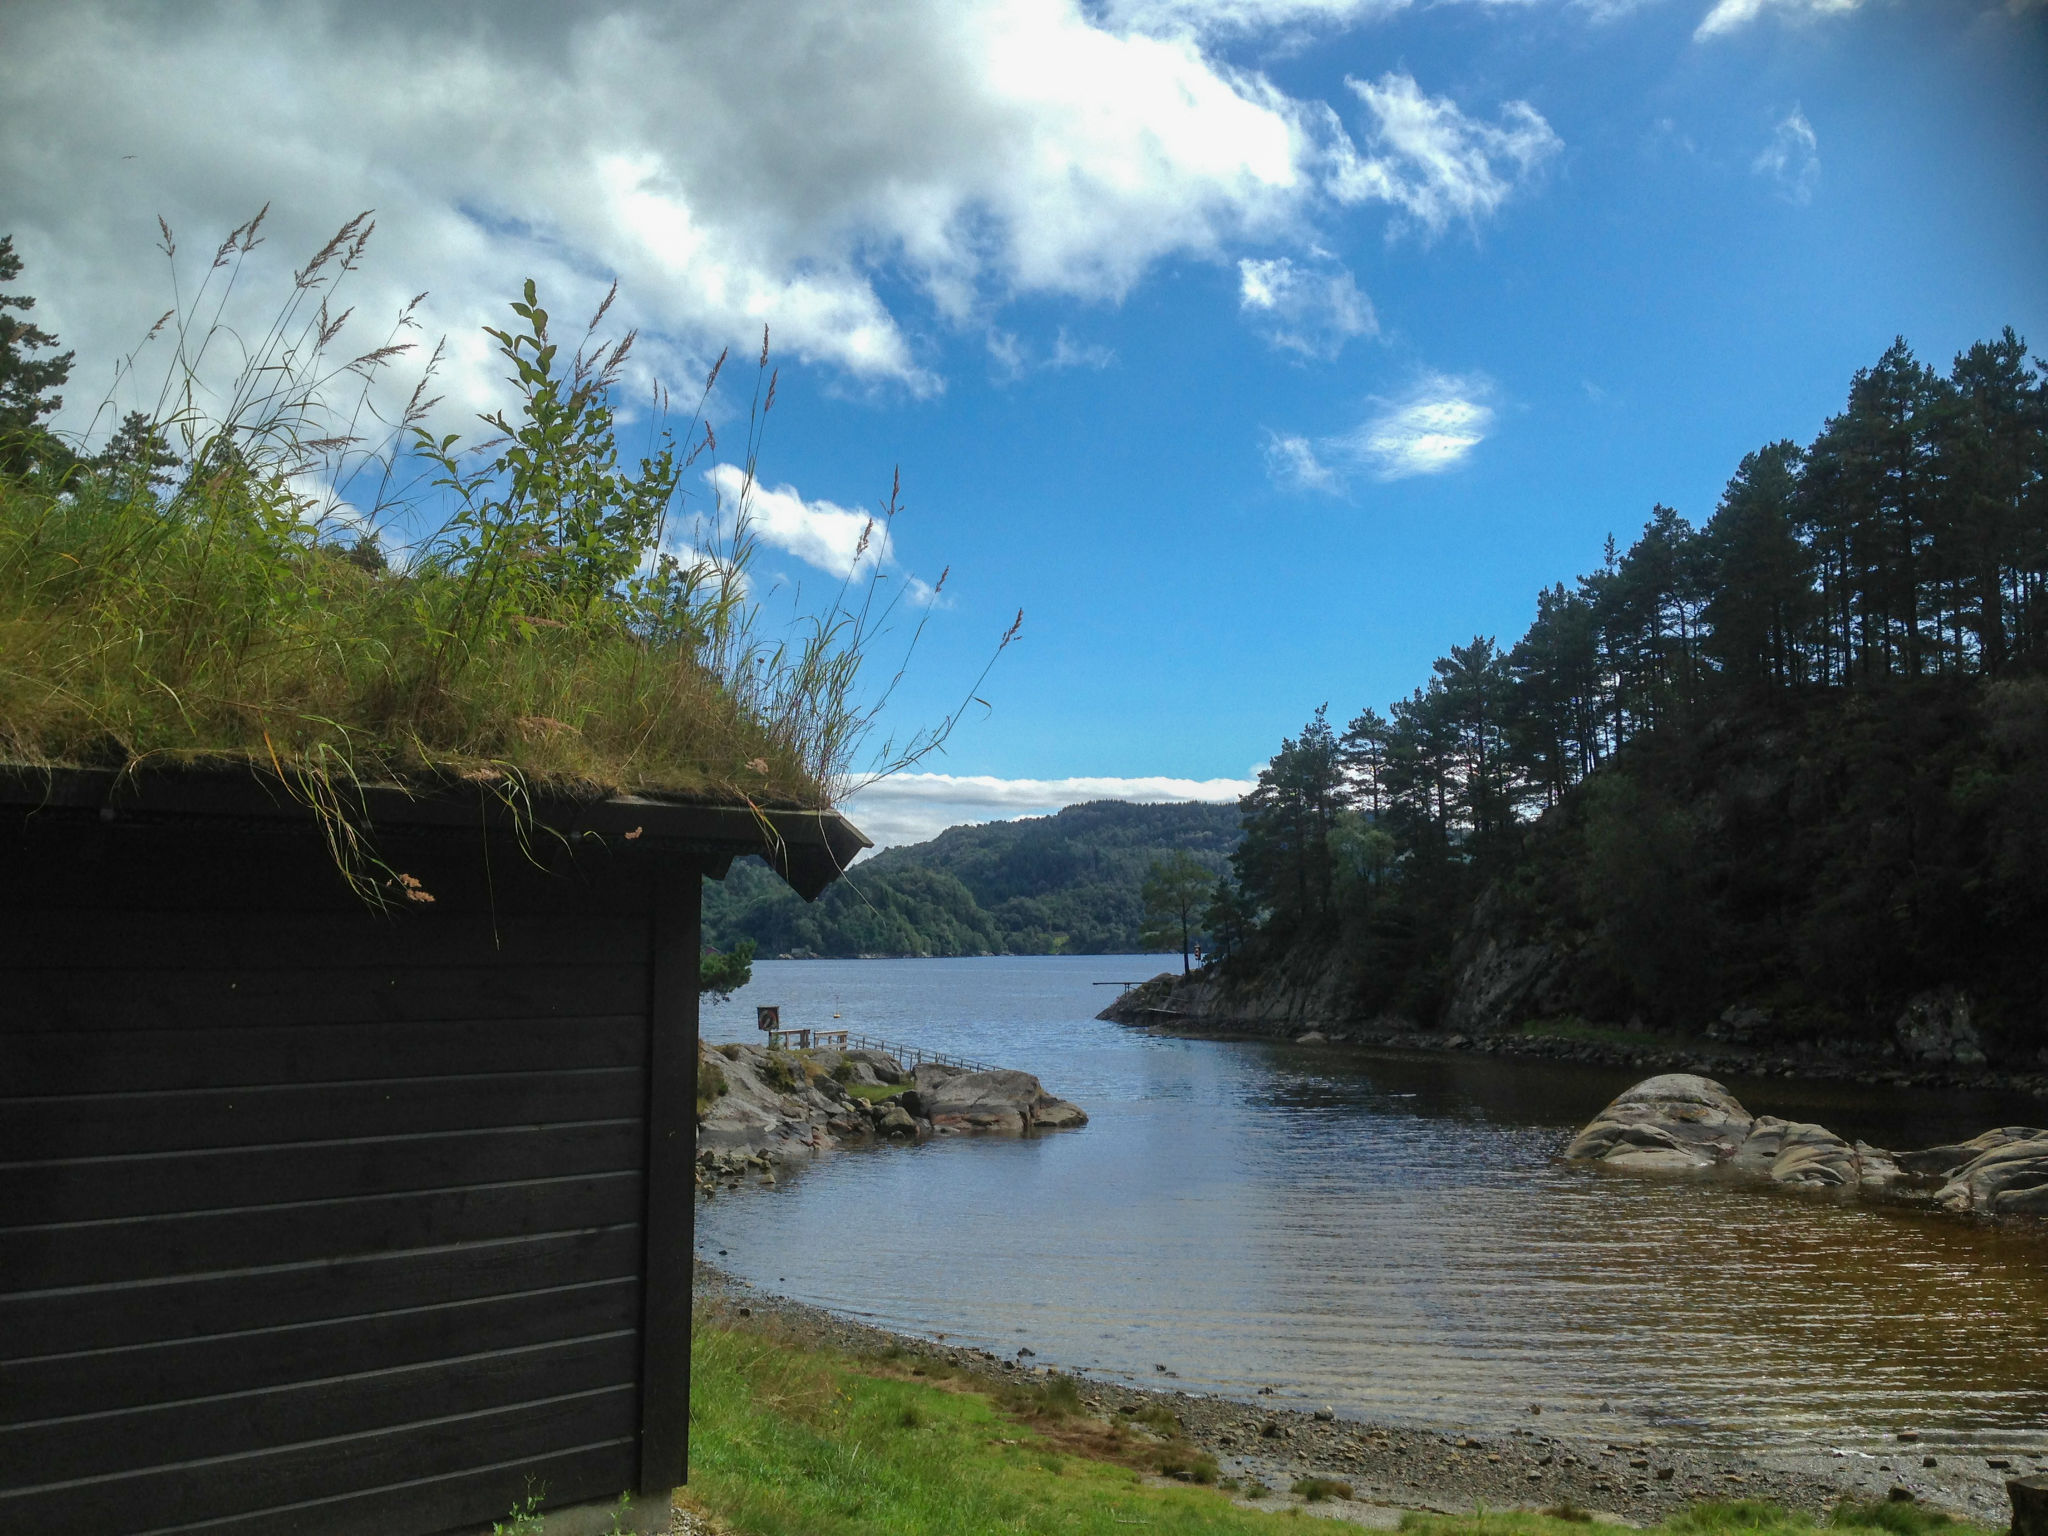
(0, 765), (869, 902)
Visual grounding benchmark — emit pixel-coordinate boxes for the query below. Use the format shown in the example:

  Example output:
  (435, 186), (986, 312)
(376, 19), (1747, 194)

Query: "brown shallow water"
(699, 958), (2048, 1475)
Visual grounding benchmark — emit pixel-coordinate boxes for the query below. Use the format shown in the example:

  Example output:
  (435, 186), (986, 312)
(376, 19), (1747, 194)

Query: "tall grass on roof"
(0, 212), (1013, 896)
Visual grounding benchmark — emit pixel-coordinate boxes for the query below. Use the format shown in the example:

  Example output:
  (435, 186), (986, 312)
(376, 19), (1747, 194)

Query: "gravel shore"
(695, 1263), (2032, 1529)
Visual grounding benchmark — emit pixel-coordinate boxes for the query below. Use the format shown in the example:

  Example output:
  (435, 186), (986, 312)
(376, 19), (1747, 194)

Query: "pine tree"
(94, 410), (181, 499)
(0, 235), (75, 477)
(1140, 851), (1213, 974)
(1232, 707), (1345, 934)
(1702, 441), (1813, 689)
(1936, 330), (2047, 672)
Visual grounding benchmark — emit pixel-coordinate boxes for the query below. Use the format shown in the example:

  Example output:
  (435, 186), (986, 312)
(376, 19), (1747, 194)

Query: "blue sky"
(4, 0), (2043, 845)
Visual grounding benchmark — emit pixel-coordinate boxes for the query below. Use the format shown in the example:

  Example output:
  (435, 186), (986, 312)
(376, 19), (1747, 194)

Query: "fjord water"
(698, 956), (2048, 1460)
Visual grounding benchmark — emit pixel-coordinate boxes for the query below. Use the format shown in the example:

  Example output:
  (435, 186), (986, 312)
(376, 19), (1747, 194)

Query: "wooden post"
(639, 864), (701, 1494)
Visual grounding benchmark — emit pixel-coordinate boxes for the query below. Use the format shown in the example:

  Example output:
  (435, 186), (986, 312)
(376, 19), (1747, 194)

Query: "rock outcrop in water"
(905, 1062), (1089, 1134)
(1563, 1073), (2048, 1215)
(696, 1041), (1086, 1183)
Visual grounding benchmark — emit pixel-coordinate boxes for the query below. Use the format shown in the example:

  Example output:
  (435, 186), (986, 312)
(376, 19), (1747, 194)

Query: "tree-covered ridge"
(703, 799), (1241, 957)
(1218, 330), (2047, 1055)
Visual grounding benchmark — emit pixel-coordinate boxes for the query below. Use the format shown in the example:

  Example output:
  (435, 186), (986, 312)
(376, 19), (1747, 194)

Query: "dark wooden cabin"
(0, 766), (865, 1536)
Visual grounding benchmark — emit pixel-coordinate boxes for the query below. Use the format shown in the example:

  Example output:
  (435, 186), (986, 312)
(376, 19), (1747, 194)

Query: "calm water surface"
(698, 957), (2048, 1459)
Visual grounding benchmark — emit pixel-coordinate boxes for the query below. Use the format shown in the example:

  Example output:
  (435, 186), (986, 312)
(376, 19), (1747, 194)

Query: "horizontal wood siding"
(1, 814), (660, 1536)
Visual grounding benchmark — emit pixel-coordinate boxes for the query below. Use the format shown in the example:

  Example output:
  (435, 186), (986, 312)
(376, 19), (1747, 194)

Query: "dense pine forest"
(1213, 331), (2047, 1061)
(703, 799), (1239, 958)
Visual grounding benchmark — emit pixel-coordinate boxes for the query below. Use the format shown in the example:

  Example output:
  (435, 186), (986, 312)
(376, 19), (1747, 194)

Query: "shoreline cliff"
(1099, 967), (2048, 1101)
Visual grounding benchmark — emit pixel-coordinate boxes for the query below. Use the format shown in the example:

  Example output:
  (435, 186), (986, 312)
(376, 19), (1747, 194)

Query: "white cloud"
(1340, 374), (1494, 478)
(0, 3), (1577, 449)
(1237, 256), (1376, 357)
(696, 463), (955, 610)
(0, 0), (1324, 428)
(1329, 73), (1561, 241)
(1102, 0), (1562, 36)
(1753, 107), (1821, 205)
(1570, 0), (1663, 18)
(1102, 0), (1413, 35)
(1266, 372), (1494, 490)
(1261, 429), (1341, 492)
(1695, 0), (1863, 39)
(839, 772), (1252, 851)
(704, 463), (891, 581)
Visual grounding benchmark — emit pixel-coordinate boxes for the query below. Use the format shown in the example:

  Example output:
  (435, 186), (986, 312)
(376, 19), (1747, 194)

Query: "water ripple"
(699, 957), (2048, 1457)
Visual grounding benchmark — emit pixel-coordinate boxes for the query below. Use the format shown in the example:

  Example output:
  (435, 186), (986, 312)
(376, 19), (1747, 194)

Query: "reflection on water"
(698, 957), (2048, 1456)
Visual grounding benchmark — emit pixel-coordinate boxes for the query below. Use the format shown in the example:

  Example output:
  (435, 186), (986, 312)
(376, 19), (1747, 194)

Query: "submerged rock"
(1564, 1075), (2040, 1217)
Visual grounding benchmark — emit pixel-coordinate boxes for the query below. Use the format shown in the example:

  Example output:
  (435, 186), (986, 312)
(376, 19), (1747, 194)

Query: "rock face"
(695, 1041), (1086, 1178)
(1098, 947), (1357, 1032)
(1893, 988), (1988, 1066)
(1438, 911), (1569, 1040)
(1564, 1075), (2045, 1216)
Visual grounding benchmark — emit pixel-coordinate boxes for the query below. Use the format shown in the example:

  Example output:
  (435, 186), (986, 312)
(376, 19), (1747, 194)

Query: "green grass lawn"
(838, 1079), (908, 1104)
(682, 1310), (2008, 1536)
(685, 1312), (1260, 1536)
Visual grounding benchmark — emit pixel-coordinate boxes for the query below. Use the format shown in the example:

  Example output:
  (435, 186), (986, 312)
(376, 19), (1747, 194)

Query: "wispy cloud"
(1237, 256), (1377, 358)
(1753, 107), (1820, 204)
(1102, 0), (1412, 37)
(1267, 372), (1495, 490)
(1104, 0), (1626, 37)
(1261, 429), (1341, 492)
(1570, 0), (1664, 20)
(988, 325), (1116, 380)
(1329, 73), (1561, 241)
(1695, 0), (1863, 40)
(1342, 375), (1495, 478)
(840, 772), (1253, 851)
(1050, 328), (1117, 371)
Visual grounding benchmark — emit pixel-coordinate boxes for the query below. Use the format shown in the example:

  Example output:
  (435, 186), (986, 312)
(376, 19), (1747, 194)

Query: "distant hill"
(702, 799), (1242, 957)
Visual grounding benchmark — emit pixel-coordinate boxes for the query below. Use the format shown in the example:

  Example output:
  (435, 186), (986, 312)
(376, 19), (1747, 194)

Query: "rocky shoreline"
(695, 1263), (2036, 1530)
(695, 1039), (1085, 1187)
(1564, 1073), (2048, 1216)
(1098, 973), (2048, 1102)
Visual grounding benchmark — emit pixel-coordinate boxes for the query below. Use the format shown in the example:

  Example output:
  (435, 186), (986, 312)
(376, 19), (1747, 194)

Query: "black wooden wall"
(0, 805), (701, 1536)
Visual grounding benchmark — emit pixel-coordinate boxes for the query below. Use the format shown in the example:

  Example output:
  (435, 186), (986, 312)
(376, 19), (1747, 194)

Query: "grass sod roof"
(0, 464), (878, 896)
(0, 466), (822, 796)
(0, 246), (969, 898)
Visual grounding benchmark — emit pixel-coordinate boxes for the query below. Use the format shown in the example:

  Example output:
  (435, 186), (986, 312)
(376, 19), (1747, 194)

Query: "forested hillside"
(1207, 330), (2048, 1064)
(703, 799), (1240, 957)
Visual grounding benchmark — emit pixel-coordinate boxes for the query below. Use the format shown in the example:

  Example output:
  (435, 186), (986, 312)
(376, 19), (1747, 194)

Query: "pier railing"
(838, 1030), (998, 1075)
